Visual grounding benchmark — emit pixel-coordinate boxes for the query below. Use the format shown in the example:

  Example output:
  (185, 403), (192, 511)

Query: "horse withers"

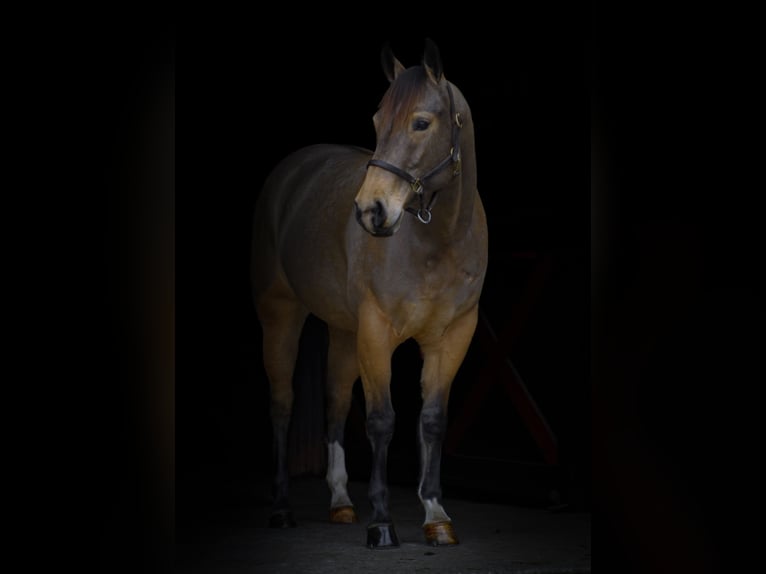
(251, 39), (488, 548)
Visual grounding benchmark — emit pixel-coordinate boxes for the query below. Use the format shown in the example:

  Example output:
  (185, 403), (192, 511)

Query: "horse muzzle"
(354, 199), (403, 237)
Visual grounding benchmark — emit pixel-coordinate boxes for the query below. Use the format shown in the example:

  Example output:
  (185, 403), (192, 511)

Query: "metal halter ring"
(417, 207), (432, 224)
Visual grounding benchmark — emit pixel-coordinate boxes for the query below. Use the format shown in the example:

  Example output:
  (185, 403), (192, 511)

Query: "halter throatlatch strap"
(366, 83), (463, 224)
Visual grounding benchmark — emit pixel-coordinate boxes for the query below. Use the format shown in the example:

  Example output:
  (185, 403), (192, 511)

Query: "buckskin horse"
(251, 38), (488, 547)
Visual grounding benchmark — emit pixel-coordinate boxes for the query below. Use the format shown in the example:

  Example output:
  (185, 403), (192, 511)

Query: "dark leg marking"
(365, 404), (399, 547)
(419, 400), (458, 545)
(270, 413), (296, 528)
(419, 402), (447, 502)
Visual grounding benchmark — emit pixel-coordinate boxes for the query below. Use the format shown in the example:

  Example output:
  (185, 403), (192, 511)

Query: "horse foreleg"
(357, 301), (399, 548)
(325, 327), (359, 523)
(417, 306), (479, 545)
(257, 296), (307, 528)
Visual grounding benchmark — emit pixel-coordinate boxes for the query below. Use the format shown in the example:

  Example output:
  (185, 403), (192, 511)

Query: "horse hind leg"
(325, 327), (359, 524)
(256, 292), (308, 528)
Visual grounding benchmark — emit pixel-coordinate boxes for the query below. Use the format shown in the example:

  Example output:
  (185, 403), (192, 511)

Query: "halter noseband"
(366, 83), (463, 224)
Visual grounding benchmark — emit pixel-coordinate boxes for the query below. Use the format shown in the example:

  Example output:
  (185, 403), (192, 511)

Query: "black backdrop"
(172, 8), (593, 574)
(176, 7), (588, 520)
(41, 4), (762, 573)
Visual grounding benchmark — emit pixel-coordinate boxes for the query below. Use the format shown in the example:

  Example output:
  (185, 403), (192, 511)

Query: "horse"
(251, 38), (488, 548)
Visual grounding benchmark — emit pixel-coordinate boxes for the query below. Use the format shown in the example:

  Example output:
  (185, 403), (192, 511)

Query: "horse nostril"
(354, 199), (387, 231)
(371, 200), (386, 229)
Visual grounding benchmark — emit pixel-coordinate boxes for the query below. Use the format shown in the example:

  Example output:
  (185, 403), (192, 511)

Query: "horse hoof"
(366, 522), (400, 548)
(268, 510), (296, 528)
(330, 505), (358, 524)
(423, 520), (459, 546)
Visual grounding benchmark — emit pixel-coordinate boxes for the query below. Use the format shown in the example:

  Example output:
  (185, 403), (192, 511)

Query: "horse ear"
(381, 42), (405, 83)
(423, 38), (443, 84)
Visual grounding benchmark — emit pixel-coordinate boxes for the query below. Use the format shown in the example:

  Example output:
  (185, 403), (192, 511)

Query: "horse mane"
(377, 66), (428, 132)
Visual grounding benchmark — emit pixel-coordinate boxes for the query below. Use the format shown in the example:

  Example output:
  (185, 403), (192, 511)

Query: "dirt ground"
(175, 476), (590, 573)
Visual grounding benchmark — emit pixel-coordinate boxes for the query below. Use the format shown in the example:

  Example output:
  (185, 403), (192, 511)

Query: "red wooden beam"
(478, 311), (558, 465)
(445, 253), (558, 465)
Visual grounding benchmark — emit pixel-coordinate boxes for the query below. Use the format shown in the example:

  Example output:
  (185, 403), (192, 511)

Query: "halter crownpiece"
(366, 83), (462, 224)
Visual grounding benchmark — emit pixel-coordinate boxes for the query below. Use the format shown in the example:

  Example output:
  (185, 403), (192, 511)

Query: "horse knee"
(366, 408), (395, 443)
(420, 404), (447, 443)
(270, 391), (294, 425)
(326, 393), (353, 443)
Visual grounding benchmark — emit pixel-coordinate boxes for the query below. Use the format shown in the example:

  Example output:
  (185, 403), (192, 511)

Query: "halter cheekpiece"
(366, 83), (463, 224)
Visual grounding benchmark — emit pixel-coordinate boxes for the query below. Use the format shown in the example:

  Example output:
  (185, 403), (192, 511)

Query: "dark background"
(170, 8), (590, 571)
(24, 4), (762, 574)
(176, 4), (588, 528)
(591, 4), (764, 573)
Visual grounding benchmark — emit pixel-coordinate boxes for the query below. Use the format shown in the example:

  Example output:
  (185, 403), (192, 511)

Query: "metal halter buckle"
(453, 154), (462, 177)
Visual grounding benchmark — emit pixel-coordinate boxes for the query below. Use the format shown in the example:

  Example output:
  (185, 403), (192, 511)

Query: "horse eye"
(413, 118), (431, 131)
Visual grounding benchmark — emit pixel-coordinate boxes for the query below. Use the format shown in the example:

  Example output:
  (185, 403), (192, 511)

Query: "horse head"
(355, 39), (462, 236)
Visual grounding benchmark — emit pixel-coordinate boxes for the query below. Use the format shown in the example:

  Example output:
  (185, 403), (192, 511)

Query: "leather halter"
(366, 83), (463, 224)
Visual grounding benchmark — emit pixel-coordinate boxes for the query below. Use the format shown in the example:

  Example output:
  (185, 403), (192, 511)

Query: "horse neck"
(424, 118), (478, 243)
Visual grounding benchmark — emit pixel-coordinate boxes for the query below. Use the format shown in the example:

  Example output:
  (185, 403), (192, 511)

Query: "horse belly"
(257, 144), (371, 332)
(283, 246), (357, 332)
(279, 172), (361, 330)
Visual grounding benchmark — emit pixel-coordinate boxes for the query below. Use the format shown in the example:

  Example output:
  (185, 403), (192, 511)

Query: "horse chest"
(379, 252), (482, 337)
(424, 255), (482, 309)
